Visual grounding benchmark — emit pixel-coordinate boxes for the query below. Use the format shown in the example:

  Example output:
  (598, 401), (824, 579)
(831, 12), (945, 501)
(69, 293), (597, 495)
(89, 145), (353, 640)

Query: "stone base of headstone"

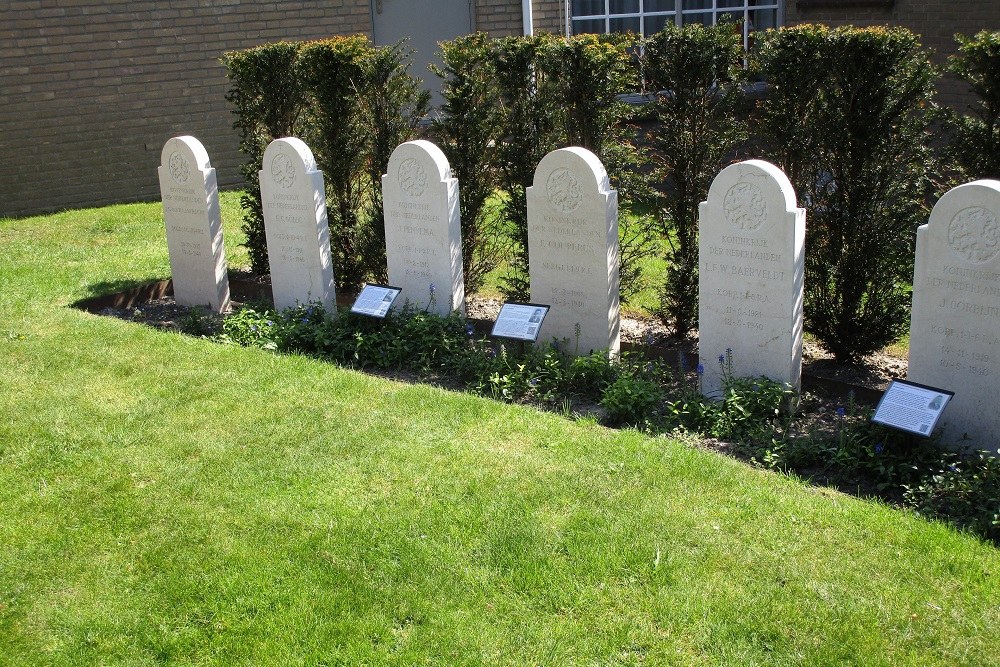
(383, 140), (465, 316)
(527, 147), (620, 357)
(157, 135), (230, 313)
(907, 179), (1000, 451)
(697, 159), (805, 398)
(259, 137), (336, 313)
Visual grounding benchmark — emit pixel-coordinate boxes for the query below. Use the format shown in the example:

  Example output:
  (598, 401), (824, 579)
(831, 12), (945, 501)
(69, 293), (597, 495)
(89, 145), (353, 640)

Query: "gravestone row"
(157, 135), (999, 450)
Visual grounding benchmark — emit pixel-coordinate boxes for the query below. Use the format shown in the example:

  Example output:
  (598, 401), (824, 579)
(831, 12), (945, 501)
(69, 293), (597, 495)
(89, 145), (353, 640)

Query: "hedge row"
(223, 26), (1000, 362)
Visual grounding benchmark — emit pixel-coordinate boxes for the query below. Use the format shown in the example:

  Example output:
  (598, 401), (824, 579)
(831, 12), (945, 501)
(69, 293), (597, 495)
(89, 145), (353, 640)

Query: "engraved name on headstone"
(698, 160), (805, 398)
(259, 137), (336, 312)
(157, 135), (230, 312)
(383, 140), (464, 316)
(908, 179), (1000, 450)
(527, 147), (620, 357)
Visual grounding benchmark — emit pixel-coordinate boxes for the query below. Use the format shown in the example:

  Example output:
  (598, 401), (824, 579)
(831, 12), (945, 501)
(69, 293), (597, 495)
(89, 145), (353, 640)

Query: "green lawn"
(1, 195), (998, 666)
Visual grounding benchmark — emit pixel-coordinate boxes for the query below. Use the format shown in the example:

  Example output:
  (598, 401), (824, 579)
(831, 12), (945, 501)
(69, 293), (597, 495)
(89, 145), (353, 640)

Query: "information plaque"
(490, 302), (550, 342)
(350, 284), (402, 318)
(871, 379), (954, 437)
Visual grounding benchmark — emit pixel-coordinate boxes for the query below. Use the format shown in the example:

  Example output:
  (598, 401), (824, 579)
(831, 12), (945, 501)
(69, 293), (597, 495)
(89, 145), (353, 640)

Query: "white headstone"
(382, 140), (464, 316)
(698, 160), (805, 398)
(527, 147), (620, 356)
(259, 137), (336, 312)
(157, 136), (230, 313)
(908, 179), (1000, 451)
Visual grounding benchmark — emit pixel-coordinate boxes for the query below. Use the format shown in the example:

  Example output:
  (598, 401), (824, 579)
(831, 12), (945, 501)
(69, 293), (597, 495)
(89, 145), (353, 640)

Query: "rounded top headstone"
(928, 179), (1000, 266)
(262, 137), (318, 190)
(387, 140), (452, 198)
(707, 160), (799, 230)
(160, 136), (211, 185)
(532, 147), (611, 213)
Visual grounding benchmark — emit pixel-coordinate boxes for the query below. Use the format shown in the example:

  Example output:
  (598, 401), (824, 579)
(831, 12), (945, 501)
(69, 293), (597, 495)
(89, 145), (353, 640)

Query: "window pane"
(609, 16), (641, 33)
(681, 11), (713, 25)
(719, 0), (746, 8)
(609, 0), (640, 13)
(682, 0), (713, 10)
(644, 13), (675, 35)
(573, 0), (606, 16)
(573, 18), (607, 34)
(750, 8), (777, 29)
(718, 9), (743, 26)
(645, 0), (677, 10)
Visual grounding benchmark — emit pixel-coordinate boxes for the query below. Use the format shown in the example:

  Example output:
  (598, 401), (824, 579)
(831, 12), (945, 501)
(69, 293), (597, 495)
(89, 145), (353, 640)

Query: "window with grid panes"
(570, 0), (781, 48)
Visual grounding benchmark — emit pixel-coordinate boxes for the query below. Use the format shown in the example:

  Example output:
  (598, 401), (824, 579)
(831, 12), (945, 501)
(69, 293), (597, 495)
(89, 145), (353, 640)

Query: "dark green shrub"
(221, 42), (307, 274)
(491, 34), (563, 300)
(298, 35), (373, 291)
(755, 25), (939, 362)
(642, 22), (748, 338)
(947, 30), (1000, 179)
(431, 33), (507, 293)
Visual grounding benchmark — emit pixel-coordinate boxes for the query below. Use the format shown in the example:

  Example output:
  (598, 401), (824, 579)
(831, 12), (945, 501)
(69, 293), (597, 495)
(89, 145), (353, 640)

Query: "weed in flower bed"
(211, 300), (1000, 544)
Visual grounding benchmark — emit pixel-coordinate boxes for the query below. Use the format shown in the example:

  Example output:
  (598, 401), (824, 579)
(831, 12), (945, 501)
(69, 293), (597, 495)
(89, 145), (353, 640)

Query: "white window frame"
(568, 0), (783, 48)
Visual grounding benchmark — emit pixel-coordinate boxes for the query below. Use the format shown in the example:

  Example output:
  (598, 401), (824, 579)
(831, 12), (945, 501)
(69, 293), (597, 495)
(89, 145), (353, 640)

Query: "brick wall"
(533, 0), (569, 35)
(475, 0), (523, 36)
(478, 0), (568, 37)
(1, 0), (372, 218)
(786, 0), (1000, 110)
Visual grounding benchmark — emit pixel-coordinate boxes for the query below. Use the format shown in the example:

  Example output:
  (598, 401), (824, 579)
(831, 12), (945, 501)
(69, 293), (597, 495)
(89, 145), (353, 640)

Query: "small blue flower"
(645, 332), (654, 346)
(726, 347), (732, 356)
(429, 283), (437, 294)
(718, 353), (725, 365)
(306, 306), (314, 315)
(465, 323), (475, 337)
(836, 407), (846, 418)
(696, 363), (705, 375)
(948, 464), (958, 472)
(874, 443), (884, 455)
(486, 348), (497, 359)
(251, 325), (258, 332)
(530, 378), (539, 387)
(266, 320), (274, 326)
(301, 318), (309, 324)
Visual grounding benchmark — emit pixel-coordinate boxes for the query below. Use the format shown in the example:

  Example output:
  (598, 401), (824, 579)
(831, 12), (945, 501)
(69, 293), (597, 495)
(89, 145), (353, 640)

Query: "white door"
(371, 0), (474, 106)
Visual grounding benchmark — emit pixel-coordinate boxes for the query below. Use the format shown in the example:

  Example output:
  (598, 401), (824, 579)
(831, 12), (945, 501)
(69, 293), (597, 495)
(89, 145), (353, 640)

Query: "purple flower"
(429, 283), (437, 294)
(718, 353), (725, 365)
(696, 363), (705, 375)
(874, 443), (884, 455)
(266, 320), (274, 326)
(530, 378), (539, 387)
(836, 407), (846, 418)
(465, 323), (475, 337)
(301, 318), (309, 324)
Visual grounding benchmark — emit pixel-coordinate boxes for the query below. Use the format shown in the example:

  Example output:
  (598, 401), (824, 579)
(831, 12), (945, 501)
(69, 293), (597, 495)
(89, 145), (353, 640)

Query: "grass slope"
(1, 197), (998, 666)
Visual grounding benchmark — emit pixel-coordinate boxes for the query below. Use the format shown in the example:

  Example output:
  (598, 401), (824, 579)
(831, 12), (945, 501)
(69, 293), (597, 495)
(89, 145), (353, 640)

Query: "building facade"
(2, 1), (997, 217)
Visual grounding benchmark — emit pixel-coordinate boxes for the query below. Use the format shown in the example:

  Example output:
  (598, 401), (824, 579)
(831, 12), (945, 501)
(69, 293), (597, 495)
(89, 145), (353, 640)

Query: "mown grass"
(1, 195), (998, 666)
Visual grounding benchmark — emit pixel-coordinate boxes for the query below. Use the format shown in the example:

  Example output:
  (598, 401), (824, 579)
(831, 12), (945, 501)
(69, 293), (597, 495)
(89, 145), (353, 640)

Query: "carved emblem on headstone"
(948, 206), (1000, 264)
(546, 167), (582, 214)
(270, 153), (296, 189)
(724, 182), (767, 232)
(398, 158), (428, 197)
(168, 151), (190, 185)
